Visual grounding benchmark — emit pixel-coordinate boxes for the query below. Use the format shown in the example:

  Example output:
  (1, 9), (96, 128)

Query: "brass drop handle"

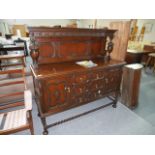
(66, 87), (70, 93)
(98, 90), (101, 94)
(65, 86), (67, 90)
(80, 77), (83, 81)
(105, 78), (108, 83)
(65, 86), (70, 92)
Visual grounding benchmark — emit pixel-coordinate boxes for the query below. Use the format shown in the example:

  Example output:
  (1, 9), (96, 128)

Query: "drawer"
(74, 73), (90, 83)
(73, 84), (88, 94)
(77, 95), (90, 104)
(91, 70), (106, 80)
(91, 79), (105, 91)
(104, 70), (122, 91)
(91, 89), (106, 99)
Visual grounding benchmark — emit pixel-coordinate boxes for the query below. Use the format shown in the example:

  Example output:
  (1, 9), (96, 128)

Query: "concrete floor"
(133, 69), (155, 126)
(1, 63), (155, 134)
(28, 67), (155, 134)
(23, 69), (155, 134)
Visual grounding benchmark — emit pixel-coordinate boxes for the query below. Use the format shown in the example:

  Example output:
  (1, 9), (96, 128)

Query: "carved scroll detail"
(105, 33), (115, 61)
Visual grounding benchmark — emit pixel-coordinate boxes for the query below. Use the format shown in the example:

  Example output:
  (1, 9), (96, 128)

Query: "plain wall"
(0, 19), (76, 36)
(1, 19), (155, 42)
(78, 19), (131, 28)
(0, 19), (73, 27)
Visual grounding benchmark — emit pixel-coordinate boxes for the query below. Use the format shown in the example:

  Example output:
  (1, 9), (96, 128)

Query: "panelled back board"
(29, 27), (116, 64)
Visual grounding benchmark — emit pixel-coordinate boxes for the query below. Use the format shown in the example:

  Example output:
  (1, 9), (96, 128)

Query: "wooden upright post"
(110, 21), (131, 61)
(121, 64), (143, 108)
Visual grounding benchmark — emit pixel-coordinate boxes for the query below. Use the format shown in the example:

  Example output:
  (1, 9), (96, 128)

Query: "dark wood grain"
(121, 66), (142, 108)
(0, 68), (34, 135)
(29, 27), (117, 64)
(29, 27), (125, 134)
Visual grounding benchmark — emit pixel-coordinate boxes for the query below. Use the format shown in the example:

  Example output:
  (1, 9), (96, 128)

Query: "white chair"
(0, 90), (34, 135)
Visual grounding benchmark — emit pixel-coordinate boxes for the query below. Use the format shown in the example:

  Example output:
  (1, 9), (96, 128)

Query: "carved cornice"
(30, 32), (108, 37)
(28, 27), (117, 38)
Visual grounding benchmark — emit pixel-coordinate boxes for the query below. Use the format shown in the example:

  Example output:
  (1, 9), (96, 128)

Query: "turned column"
(29, 34), (39, 67)
(30, 46), (39, 67)
(105, 33), (115, 61)
(121, 64), (143, 108)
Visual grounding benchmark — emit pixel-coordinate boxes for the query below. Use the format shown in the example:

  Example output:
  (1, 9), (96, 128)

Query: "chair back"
(0, 68), (27, 110)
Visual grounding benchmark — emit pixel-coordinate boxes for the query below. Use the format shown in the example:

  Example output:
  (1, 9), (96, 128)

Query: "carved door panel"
(41, 76), (73, 112)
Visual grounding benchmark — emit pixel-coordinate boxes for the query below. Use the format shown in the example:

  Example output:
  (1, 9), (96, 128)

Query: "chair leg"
(21, 57), (26, 67)
(153, 59), (155, 72)
(145, 56), (151, 69)
(28, 111), (34, 135)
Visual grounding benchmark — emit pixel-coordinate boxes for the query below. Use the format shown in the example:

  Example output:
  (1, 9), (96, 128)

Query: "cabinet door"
(41, 76), (72, 113)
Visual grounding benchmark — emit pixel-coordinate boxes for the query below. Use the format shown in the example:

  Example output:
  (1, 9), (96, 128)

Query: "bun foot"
(43, 130), (48, 135)
(112, 104), (117, 108)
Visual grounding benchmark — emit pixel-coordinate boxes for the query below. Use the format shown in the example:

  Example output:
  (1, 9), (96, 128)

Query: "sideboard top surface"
(31, 58), (125, 79)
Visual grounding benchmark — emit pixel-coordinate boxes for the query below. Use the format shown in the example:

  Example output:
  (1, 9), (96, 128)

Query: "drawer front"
(90, 67), (122, 93)
(73, 84), (88, 95)
(74, 72), (90, 84)
(105, 68), (122, 91)
(76, 91), (94, 104)
(72, 67), (122, 106)
(91, 70), (106, 80)
(91, 78), (106, 91)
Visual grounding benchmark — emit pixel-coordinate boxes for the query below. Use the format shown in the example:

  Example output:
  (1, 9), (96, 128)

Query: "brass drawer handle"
(65, 86), (70, 93)
(98, 90), (101, 94)
(105, 79), (109, 83)
(80, 77), (83, 81)
(79, 88), (82, 93)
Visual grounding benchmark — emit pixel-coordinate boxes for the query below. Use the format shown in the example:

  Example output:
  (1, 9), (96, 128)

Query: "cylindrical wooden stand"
(121, 64), (143, 108)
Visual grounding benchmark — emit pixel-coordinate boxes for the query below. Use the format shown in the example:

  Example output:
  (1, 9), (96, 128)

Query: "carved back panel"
(28, 27), (117, 64)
